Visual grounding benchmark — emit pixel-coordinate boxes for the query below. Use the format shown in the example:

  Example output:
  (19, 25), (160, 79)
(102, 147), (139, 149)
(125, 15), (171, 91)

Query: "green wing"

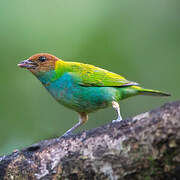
(68, 62), (138, 87)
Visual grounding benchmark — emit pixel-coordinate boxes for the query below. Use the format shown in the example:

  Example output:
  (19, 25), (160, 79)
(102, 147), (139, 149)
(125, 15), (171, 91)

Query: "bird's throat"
(36, 70), (58, 86)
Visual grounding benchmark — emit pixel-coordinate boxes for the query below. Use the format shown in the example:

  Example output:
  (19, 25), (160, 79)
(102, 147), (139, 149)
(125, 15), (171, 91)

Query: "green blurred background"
(0, 0), (179, 155)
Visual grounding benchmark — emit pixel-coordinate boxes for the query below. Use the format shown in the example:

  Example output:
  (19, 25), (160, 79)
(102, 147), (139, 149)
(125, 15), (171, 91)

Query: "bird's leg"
(62, 112), (88, 137)
(112, 101), (123, 123)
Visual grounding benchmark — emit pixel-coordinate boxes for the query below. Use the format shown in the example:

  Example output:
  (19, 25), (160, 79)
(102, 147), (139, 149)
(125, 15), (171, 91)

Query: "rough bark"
(0, 101), (180, 180)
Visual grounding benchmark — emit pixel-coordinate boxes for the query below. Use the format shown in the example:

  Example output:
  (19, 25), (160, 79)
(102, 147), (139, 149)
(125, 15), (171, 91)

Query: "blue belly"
(44, 73), (118, 113)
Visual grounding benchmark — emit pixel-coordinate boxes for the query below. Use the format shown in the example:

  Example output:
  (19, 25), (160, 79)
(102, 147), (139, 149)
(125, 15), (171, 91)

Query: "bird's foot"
(112, 118), (129, 127)
(112, 117), (123, 123)
(61, 131), (74, 138)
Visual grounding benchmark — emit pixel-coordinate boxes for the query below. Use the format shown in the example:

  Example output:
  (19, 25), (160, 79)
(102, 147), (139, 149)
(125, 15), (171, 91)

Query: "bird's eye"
(38, 56), (47, 62)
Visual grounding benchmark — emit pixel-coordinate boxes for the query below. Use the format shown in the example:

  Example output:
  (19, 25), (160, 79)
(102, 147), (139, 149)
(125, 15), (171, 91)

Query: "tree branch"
(0, 101), (180, 180)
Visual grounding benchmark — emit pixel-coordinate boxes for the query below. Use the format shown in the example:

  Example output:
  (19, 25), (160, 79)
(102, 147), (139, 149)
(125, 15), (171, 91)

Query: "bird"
(18, 53), (170, 136)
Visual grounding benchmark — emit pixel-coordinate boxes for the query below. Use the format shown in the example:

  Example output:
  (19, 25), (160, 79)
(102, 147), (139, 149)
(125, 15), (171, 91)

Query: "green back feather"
(55, 60), (138, 87)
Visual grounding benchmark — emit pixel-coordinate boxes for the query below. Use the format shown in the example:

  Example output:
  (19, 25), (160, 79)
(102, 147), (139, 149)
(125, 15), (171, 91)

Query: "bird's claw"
(61, 131), (74, 138)
(112, 118), (122, 123)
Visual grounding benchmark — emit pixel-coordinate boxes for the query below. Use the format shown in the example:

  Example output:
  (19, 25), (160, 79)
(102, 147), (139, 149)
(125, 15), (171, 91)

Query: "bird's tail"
(132, 86), (171, 97)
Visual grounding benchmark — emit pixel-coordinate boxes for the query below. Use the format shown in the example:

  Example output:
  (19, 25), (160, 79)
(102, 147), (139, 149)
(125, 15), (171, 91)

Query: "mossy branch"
(0, 101), (180, 180)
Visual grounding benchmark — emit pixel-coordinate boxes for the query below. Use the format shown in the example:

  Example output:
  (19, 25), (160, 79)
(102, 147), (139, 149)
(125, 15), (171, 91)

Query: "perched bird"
(18, 53), (170, 136)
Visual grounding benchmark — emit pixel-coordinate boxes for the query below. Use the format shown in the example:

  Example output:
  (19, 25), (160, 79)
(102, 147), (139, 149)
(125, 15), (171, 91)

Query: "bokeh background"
(0, 0), (179, 155)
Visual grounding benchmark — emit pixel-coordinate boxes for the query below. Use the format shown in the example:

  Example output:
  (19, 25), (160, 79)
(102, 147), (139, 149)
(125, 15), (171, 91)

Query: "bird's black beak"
(18, 59), (38, 69)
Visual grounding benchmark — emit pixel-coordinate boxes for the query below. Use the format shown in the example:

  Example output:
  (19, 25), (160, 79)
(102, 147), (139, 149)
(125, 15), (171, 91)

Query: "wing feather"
(68, 62), (139, 87)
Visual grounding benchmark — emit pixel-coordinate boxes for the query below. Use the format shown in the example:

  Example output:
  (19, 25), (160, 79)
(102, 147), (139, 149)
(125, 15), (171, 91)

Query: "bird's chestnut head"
(18, 53), (59, 74)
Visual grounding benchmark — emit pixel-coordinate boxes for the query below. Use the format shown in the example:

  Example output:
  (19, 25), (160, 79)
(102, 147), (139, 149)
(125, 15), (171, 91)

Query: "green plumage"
(55, 60), (138, 87)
